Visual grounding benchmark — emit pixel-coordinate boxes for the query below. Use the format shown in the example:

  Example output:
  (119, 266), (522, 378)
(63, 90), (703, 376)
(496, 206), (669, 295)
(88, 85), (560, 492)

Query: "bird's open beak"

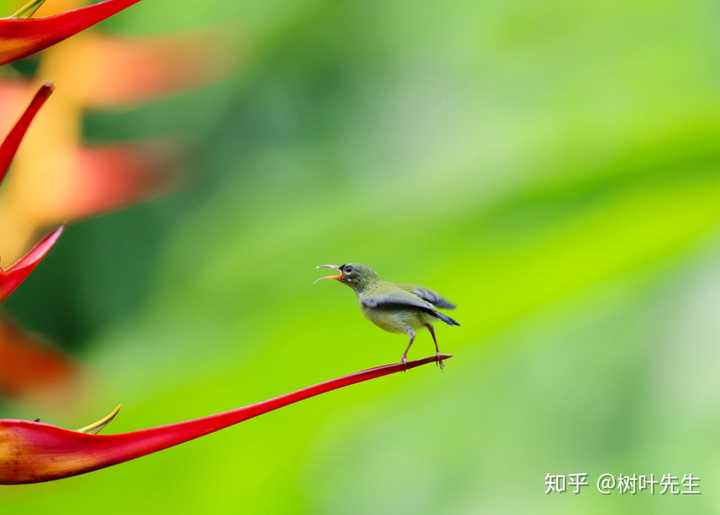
(314, 264), (343, 283)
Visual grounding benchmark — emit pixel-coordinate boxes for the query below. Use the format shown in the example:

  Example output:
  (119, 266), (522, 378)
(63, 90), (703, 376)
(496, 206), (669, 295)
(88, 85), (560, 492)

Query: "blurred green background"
(3, 0), (720, 513)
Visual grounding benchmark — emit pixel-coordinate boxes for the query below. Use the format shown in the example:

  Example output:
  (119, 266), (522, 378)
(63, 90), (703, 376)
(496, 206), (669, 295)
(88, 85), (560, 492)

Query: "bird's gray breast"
(359, 299), (426, 333)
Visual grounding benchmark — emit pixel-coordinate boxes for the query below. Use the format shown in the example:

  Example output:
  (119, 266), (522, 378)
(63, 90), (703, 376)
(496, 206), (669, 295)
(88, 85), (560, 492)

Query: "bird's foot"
(401, 354), (408, 369)
(435, 353), (445, 371)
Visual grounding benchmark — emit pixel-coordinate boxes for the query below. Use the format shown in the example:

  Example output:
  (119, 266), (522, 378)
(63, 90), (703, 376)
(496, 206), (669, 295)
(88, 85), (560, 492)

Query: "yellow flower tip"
(11, 0), (46, 19)
(77, 404), (122, 435)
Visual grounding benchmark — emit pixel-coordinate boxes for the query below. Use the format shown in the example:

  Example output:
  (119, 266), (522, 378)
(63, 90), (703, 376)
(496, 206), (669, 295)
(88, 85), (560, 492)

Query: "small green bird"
(316, 263), (459, 366)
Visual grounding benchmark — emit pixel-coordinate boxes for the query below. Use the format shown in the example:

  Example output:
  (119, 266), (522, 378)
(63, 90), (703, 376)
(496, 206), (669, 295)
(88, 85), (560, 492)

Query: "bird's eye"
(343, 265), (353, 274)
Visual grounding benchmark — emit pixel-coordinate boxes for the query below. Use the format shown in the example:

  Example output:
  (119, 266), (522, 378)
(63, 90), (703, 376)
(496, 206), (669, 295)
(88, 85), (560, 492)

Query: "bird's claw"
(435, 353), (446, 371)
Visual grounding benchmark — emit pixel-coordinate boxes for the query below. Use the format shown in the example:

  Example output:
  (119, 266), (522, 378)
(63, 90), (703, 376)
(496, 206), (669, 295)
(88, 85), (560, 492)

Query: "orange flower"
(0, 316), (76, 398)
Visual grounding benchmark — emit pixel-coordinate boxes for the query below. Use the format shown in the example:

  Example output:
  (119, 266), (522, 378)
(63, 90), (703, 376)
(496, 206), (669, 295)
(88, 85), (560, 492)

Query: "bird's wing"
(399, 284), (456, 309)
(361, 287), (436, 312)
(362, 286), (462, 327)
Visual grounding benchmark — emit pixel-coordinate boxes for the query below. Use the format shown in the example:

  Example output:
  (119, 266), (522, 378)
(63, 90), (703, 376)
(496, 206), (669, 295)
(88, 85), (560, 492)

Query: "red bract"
(0, 83), (62, 301)
(0, 0), (140, 65)
(0, 82), (52, 184)
(0, 225), (63, 300)
(0, 354), (451, 484)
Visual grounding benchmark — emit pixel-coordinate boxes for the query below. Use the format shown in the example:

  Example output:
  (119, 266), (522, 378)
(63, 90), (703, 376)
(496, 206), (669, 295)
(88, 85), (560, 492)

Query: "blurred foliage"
(3, 0), (720, 514)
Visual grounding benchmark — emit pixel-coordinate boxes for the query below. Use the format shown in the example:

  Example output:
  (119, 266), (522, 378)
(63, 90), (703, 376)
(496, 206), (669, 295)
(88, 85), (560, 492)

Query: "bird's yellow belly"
(362, 306), (432, 333)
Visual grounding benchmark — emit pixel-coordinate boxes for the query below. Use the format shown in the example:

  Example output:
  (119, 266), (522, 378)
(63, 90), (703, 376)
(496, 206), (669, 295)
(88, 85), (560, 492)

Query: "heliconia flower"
(0, 0), (140, 65)
(0, 82), (63, 301)
(0, 1), (226, 404)
(0, 81), (175, 237)
(0, 315), (77, 398)
(0, 13), (231, 260)
(0, 354), (451, 484)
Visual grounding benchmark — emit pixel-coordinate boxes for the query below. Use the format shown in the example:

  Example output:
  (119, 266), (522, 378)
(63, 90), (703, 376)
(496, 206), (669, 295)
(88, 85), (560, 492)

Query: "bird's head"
(315, 263), (378, 292)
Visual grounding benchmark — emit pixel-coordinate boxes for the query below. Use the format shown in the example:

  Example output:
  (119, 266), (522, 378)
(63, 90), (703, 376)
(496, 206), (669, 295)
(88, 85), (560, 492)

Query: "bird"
(315, 263), (459, 367)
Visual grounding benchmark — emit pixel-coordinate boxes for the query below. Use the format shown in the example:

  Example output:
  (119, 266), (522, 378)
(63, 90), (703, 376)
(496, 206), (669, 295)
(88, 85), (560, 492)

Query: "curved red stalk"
(0, 354), (451, 484)
(0, 82), (52, 184)
(0, 0), (140, 65)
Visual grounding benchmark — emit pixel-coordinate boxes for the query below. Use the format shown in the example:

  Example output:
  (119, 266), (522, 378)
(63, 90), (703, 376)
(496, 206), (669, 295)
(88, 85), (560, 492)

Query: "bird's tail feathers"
(432, 311), (460, 326)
